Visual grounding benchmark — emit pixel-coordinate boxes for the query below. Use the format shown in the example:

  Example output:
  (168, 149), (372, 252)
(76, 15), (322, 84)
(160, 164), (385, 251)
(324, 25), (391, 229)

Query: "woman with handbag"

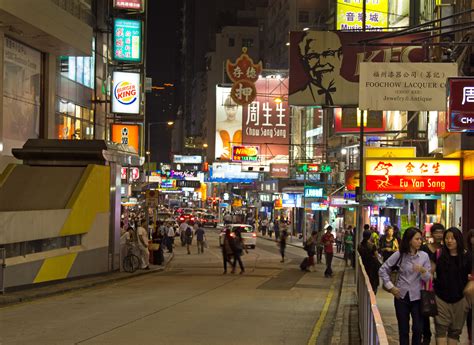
(379, 227), (431, 345)
(432, 227), (471, 345)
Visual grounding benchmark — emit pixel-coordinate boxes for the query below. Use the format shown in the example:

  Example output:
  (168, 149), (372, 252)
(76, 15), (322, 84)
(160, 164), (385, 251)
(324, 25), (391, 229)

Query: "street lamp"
(146, 121), (174, 179)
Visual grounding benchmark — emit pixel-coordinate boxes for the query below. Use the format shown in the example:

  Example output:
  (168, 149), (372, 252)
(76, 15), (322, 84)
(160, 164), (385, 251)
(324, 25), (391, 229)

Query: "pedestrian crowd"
(355, 222), (474, 345)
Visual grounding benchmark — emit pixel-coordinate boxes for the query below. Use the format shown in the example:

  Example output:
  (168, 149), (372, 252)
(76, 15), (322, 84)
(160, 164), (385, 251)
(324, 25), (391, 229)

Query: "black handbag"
(421, 289), (438, 317)
(382, 253), (403, 292)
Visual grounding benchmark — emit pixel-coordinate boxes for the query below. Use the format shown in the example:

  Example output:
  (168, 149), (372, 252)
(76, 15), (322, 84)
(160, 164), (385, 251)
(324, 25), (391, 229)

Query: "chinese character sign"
(337, 0), (388, 31)
(114, 0), (142, 10)
(111, 124), (140, 153)
(226, 47), (262, 105)
(365, 158), (462, 194)
(242, 77), (290, 164)
(113, 19), (142, 62)
(447, 78), (474, 132)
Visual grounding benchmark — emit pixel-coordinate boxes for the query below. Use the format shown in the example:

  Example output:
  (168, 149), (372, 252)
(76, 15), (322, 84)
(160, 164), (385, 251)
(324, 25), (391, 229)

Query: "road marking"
(308, 283), (335, 345)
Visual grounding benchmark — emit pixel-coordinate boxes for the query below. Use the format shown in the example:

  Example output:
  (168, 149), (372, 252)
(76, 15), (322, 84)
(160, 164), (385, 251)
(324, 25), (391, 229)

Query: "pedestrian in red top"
(322, 226), (335, 277)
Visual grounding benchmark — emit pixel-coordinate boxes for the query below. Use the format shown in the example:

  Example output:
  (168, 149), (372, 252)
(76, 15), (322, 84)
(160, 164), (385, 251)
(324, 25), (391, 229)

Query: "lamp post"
(146, 121), (174, 180)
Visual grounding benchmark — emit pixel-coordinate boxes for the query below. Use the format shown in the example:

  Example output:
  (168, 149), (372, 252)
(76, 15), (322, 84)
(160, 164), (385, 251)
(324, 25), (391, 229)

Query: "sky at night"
(146, 0), (182, 163)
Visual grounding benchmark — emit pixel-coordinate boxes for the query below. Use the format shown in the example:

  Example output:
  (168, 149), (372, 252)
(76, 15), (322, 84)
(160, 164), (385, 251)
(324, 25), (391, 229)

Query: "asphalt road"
(0, 228), (345, 345)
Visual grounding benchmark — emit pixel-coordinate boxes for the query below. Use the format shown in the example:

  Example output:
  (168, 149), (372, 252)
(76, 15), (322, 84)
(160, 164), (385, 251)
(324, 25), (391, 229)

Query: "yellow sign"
(232, 198), (243, 207)
(365, 147), (416, 158)
(337, 0), (388, 31)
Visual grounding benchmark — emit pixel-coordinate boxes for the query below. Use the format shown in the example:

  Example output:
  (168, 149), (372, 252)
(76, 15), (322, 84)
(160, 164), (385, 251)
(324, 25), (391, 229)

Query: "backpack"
(185, 227), (193, 238)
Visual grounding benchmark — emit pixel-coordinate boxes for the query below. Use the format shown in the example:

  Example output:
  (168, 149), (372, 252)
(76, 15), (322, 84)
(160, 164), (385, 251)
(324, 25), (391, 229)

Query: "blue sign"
(344, 192), (356, 199)
(304, 187), (323, 198)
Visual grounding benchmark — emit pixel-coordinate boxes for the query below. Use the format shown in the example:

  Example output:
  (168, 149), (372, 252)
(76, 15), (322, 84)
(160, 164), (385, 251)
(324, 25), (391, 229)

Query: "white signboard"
(359, 62), (458, 111)
(173, 155), (202, 164)
(112, 71), (141, 114)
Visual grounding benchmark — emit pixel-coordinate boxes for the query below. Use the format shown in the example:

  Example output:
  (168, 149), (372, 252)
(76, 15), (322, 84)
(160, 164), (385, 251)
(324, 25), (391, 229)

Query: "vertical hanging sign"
(226, 47), (262, 106)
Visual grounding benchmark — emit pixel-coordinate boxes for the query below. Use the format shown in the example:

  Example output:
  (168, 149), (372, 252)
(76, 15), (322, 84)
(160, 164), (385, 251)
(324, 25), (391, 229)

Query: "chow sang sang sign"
(232, 145), (259, 162)
(365, 158), (462, 194)
(447, 77), (474, 132)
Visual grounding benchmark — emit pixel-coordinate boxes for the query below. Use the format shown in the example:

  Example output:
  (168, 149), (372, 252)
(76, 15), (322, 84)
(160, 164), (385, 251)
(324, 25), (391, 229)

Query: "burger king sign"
(112, 71), (141, 114)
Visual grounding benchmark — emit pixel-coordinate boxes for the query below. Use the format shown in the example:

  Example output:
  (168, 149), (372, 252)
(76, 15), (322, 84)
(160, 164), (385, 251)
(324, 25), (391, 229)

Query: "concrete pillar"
(43, 53), (57, 139)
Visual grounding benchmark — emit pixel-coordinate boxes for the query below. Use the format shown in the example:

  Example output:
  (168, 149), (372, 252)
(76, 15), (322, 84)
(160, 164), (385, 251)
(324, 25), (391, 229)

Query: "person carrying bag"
(379, 227), (431, 345)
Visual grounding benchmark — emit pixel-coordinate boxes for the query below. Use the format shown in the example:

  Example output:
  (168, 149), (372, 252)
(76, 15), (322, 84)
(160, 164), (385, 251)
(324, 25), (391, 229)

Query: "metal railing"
(0, 247), (5, 294)
(357, 256), (389, 345)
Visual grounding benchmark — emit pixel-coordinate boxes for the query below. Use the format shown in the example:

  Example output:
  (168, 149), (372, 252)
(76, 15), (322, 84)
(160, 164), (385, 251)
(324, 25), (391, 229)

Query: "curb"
(0, 252), (174, 307)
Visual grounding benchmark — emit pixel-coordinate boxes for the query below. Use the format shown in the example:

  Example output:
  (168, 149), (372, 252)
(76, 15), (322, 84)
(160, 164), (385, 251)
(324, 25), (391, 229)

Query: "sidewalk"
(377, 288), (470, 345)
(0, 252), (174, 307)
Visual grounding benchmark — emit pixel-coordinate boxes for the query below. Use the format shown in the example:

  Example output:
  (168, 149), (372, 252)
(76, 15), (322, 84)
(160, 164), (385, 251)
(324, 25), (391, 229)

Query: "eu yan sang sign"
(365, 158), (462, 194)
(359, 63), (458, 111)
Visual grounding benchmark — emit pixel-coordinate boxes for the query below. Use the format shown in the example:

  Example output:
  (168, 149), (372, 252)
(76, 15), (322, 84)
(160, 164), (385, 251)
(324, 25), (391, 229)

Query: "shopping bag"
(421, 290), (438, 317)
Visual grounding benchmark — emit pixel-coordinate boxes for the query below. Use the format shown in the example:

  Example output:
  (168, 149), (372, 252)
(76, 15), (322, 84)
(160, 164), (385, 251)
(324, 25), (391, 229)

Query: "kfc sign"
(289, 31), (427, 106)
(447, 78), (474, 132)
(365, 158), (462, 194)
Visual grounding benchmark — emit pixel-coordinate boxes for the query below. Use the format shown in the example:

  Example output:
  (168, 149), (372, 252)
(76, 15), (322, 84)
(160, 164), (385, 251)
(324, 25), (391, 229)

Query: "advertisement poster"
(111, 124), (140, 153)
(3, 37), (41, 155)
(112, 71), (141, 114)
(232, 146), (259, 162)
(359, 62), (458, 111)
(289, 31), (426, 106)
(113, 18), (142, 62)
(337, 0), (388, 30)
(215, 86), (243, 160)
(334, 108), (385, 134)
(242, 77), (290, 164)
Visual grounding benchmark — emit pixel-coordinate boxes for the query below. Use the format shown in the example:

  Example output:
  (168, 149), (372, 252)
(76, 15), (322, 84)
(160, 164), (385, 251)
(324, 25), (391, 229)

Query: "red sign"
(114, 0), (142, 10)
(232, 145), (259, 162)
(365, 159), (462, 194)
(345, 170), (360, 191)
(448, 78), (474, 132)
(289, 31), (427, 106)
(226, 47), (262, 105)
(334, 108), (386, 133)
(242, 77), (290, 164)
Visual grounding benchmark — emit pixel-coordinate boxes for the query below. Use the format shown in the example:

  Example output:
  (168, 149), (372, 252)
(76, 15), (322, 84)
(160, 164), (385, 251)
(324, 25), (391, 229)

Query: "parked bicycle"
(123, 243), (140, 273)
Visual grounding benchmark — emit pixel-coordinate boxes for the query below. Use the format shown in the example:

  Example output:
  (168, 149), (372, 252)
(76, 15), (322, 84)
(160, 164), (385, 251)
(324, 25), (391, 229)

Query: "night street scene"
(1, 1), (474, 344)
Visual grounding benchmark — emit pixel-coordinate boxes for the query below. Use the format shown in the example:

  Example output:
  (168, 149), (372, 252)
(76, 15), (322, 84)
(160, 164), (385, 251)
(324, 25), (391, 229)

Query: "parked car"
(219, 224), (256, 249)
(201, 214), (218, 228)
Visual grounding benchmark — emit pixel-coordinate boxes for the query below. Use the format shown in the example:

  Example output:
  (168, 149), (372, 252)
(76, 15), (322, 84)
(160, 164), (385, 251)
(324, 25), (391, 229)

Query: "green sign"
(113, 18), (142, 62)
(297, 163), (332, 173)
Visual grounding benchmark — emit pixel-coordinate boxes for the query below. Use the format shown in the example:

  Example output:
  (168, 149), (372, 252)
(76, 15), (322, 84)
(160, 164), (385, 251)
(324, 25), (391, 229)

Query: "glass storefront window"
(60, 38), (95, 89)
(56, 99), (94, 140)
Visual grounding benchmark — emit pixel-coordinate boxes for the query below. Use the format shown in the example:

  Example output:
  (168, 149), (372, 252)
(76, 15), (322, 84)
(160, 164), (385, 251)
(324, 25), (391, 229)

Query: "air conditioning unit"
(241, 165), (270, 172)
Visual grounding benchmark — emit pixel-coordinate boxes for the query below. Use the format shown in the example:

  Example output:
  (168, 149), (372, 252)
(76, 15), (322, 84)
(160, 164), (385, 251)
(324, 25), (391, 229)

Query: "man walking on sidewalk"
(195, 223), (206, 254)
(321, 226), (335, 277)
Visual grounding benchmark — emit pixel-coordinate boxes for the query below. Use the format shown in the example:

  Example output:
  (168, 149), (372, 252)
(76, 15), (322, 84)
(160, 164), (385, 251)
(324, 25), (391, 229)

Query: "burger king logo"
(114, 81), (138, 105)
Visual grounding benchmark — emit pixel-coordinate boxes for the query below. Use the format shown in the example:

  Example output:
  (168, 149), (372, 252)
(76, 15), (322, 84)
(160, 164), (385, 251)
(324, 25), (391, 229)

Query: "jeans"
(317, 247), (323, 263)
(232, 251), (245, 272)
(197, 240), (204, 254)
(394, 294), (422, 345)
(422, 315), (432, 343)
(324, 252), (333, 276)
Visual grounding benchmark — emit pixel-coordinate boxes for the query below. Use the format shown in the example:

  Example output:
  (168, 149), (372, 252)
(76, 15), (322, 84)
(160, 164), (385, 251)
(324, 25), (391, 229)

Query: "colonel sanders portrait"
(290, 31), (357, 106)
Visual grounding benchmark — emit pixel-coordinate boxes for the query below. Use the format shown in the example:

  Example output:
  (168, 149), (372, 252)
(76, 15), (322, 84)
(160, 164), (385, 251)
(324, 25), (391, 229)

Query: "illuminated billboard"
(111, 124), (140, 153)
(337, 0), (388, 31)
(114, 0), (143, 11)
(113, 18), (142, 62)
(112, 71), (141, 114)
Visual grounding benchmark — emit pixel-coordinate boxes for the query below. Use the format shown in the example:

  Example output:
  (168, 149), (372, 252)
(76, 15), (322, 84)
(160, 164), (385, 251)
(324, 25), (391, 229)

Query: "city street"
(0, 228), (345, 345)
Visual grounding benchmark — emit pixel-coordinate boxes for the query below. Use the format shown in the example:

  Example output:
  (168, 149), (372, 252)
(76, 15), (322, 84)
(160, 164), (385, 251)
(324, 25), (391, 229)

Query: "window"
(228, 37), (235, 47)
(56, 100), (94, 140)
(299, 10), (309, 23)
(242, 38), (254, 48)
(3, 234), (82, 258)
(60, 38), (95, 89)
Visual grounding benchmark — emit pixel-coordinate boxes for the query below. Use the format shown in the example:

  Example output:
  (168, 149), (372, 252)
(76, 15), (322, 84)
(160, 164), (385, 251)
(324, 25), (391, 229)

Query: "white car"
(219, 224), (257, 249)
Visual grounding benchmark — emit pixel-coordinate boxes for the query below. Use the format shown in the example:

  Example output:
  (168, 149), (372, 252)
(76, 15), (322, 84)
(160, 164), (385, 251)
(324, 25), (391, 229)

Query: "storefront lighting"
(285, 42), (290, 46)
(303, 27), (310, 31)
(353, 148), (359, 154)
(274, 97), (283, 103)
(341, 148), (347, 155)
(167, 121), (174, 126)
